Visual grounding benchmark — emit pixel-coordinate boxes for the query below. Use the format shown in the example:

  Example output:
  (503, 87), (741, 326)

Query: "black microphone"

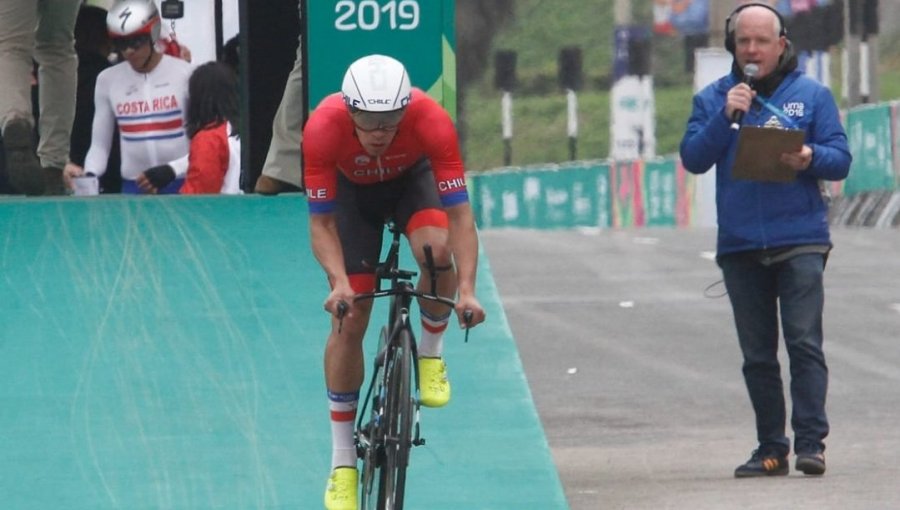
(730, 63), (759, 130)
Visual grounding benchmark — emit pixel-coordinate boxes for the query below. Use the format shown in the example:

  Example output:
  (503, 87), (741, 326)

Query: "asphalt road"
(481, 227), (900, 510)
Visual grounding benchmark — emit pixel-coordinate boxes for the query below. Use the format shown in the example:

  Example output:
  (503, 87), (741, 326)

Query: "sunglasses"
(112, 35), (151, 52)
(350, 108), (406, 133)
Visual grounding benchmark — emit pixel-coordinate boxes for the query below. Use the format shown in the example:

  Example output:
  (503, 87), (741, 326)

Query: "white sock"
(328, 390), (358, 469)
(419, 309), (450, 358)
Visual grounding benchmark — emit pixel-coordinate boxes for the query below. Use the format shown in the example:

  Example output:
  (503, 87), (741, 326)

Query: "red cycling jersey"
(303, 88), (468, 214)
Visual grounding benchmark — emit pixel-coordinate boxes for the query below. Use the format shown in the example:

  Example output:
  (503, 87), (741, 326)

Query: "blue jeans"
(719, 251), (829, 455)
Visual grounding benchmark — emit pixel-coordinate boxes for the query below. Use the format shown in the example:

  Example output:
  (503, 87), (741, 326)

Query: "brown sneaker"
(3, 118), (45, 196)
(254, 174), (288, 195)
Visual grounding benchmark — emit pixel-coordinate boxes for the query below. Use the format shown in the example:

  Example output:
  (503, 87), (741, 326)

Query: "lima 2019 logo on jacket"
(783, 101), (805, 118)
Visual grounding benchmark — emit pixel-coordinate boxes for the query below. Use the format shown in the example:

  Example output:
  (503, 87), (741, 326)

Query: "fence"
(468, 100), (900, 229)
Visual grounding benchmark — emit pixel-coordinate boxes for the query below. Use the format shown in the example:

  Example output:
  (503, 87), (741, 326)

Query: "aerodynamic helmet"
(107, 0), (161, 43)
(341, 54), (411, 113)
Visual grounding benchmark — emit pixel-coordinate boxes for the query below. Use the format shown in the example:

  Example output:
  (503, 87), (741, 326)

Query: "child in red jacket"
(180, 61), (241, 194)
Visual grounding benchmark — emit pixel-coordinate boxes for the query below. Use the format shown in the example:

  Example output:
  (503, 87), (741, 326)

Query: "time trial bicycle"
(338, 221), (472, 510)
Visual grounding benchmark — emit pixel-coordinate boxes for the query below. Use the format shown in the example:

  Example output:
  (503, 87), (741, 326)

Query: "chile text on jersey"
(303, 89), (469, 214)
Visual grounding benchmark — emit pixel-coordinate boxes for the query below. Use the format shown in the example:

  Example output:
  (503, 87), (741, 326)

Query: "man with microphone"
(679, 3), (851, 478)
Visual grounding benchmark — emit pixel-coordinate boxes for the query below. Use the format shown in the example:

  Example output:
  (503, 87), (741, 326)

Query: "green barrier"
(469, 157), (685, 230)
(305, 0), (456, 113)
(645, 158), (677, 226)
(469, 98), (900, 228)
(468, 163), (605, 229)
(845, 103), (895, 194)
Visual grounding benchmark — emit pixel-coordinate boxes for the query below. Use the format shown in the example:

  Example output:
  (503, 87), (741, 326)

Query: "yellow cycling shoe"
(418, 357), (451, 408)
(324, 467), (358, 510)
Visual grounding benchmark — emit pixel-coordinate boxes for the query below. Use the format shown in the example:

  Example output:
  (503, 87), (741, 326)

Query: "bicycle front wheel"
(377, 328), (414, 510)
(359, 326), (389, 510)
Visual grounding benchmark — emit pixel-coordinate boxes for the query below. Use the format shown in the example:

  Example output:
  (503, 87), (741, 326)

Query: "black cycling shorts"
(336, 158), (448, 289)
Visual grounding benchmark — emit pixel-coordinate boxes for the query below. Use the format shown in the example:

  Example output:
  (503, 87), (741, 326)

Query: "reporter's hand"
(138, 164), (176, 193)
(725, 83), (755, 123)
(780, 144), (814, 172)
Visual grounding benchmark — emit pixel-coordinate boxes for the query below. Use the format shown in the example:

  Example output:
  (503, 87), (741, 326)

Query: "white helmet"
(107, 0), (161, 43)
(341, 54), (411, 113)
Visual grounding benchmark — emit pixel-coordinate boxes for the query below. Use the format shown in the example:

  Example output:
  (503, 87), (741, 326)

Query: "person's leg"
(256, 16), (304, 193)
(323, 176), (383, 510)
(0, 0), (44, 195)
(323, 296), (370, 510)
(395, 160), (455, 408)
(777, 253), (829, 455)
(720, 253), (790, 455)
(407, 220), (455, 356)
(0, 0), (35, 131)
(324, 296), (373, 468)
(35, 0), (79, 193)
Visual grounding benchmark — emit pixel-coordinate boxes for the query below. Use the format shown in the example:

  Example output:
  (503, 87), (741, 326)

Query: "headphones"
(724, 2), (788, 54)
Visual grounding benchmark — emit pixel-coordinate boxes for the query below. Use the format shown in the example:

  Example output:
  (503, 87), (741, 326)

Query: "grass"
(459, 3), (900, 172)
(462, 59), (900, 172)
(462, 84), (693, 172)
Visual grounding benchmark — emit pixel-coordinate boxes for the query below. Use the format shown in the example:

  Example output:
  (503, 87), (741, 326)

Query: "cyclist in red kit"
(305, 54), (485, 510)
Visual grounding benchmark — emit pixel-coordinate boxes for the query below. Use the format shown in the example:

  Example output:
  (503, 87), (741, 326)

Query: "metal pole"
(866, 0), (880, 103)
(501, 91), (513, 166)
(846, 0), (862, 106)
(708, 1), (732, 49)
(566, 89), (577, 160)
(614, 0), (631, 25)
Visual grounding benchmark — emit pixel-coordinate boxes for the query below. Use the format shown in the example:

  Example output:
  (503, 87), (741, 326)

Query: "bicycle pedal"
(413, 438), (426, 447)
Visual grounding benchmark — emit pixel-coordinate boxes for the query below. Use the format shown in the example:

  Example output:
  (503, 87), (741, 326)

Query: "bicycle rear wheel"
(376, 328), (414, 509)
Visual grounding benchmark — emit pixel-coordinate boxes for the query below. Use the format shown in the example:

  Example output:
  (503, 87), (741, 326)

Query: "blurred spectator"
(218, 35), (240, 78)
(180, 62), (242, 194)
(64, 0), (191, 195)
(0, 0), (79, 196)
(254, 0), (303, 195)
(70, 4), (122, 194)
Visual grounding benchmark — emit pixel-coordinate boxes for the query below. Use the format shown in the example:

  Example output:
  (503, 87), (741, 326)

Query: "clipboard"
(732, 126), (805, 183)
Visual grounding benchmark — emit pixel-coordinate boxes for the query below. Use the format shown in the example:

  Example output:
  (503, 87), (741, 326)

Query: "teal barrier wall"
(468, 157), (688, 230)
(845, 103), (896, 194)
(468, 161), (609, 229)
(0, 195), (569, 509)
(467, 100), (900, 230)
(644, 159), (678, 226)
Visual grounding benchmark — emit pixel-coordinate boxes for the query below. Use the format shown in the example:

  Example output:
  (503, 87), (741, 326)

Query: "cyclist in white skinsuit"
(65, 0), (190, 194)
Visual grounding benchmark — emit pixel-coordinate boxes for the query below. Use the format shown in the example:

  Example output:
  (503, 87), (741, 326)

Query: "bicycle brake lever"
(463, 309), (473, 343)
(336, 301), (349, 334)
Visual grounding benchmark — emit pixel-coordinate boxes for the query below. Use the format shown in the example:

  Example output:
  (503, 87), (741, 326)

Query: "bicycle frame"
(353, 222), (455, 510)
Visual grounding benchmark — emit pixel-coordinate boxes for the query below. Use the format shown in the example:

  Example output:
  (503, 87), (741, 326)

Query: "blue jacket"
(679, 69), (851, 255)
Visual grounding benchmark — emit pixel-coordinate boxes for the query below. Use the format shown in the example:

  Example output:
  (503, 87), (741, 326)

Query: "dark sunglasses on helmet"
(112, 34), (151, 52)
(349, 107), (406, 133)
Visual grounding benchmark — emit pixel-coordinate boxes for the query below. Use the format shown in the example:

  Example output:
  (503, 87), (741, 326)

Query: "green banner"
(644, 159), (677, 226)
(468, 161), (614, 230)
(305, 0), (455, 114)
(845, 103), (894, 194)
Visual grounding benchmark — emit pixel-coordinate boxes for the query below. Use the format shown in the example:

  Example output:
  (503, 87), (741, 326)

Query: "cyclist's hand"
(324, 286), (355, 318)
(455, 295), (485, 328)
